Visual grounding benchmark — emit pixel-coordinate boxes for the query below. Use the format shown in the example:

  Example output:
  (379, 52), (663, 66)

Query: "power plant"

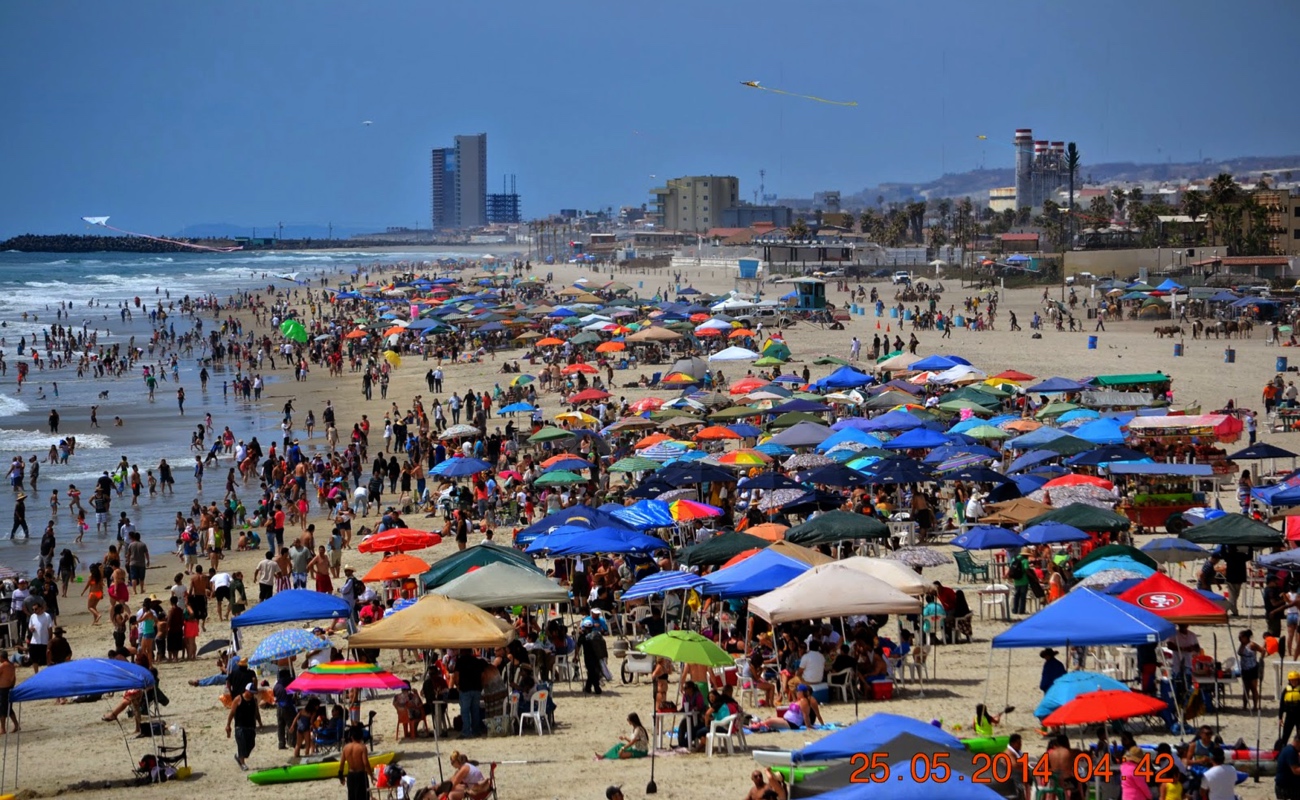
(1013, 129), (1067, 211)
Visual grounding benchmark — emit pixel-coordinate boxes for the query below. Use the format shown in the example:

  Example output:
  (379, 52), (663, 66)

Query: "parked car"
(891, 271), (912, 285)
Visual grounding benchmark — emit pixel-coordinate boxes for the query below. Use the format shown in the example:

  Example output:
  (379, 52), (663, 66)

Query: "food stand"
(1107, 462), (1215, 533)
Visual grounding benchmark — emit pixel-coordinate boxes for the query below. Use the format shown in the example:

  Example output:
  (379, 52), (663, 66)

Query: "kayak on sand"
(248, 751), (397, 785)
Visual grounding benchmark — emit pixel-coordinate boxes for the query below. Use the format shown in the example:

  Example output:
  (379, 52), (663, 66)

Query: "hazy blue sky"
(2, 0), (1295, 237)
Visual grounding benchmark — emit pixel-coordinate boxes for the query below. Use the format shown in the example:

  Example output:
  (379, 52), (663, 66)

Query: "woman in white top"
(446, 750), (488, 800)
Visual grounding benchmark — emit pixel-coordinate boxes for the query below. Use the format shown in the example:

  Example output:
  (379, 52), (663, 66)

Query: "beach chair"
(704, 713), (747, 757)
(518, 689), (551, 736)
(134, 728), (188, 783)
(647, 372), (662, 388)
(954, 551), (989, 583)
(827, 668), (856, 703)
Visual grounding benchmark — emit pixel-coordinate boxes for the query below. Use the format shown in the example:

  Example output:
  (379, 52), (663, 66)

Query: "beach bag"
(1007, 559), (1024, 581)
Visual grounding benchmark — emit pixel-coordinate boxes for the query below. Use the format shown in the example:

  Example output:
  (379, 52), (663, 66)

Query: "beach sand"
(4, 255), (1289, 799)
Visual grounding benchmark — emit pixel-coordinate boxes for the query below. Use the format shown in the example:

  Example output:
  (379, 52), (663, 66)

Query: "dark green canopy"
(678, 532), (771, 567)
(1074, 543), (1157, 572)
(767, 411), (826, 429)
(1025, 502), (1131, 533)
(784, 510), (890, 546)
(421, 542), (542, 590)
(1180, 514), (1282, 547)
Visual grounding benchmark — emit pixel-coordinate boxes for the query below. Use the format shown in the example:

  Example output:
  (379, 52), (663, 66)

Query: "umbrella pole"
(1212, 631), (1220, 734)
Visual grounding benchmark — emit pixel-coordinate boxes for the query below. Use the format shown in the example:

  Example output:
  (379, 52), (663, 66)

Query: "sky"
(2, 0), (1296, 238)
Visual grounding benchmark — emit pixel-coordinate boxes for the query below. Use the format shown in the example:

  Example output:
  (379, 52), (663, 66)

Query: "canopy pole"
(1212, 631), (1220, 733)
(1004, 649), (1013, 715)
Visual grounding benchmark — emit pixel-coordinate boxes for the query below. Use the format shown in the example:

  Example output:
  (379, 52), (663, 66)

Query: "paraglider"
(81, 216), (242, 252)
(740, 81), (857, 107)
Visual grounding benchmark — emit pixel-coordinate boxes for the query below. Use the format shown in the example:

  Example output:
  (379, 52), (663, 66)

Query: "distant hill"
(832, 154), (1300, 207)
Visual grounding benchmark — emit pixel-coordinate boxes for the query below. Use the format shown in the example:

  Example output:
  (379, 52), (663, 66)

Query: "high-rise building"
(430, 147), (457, 230)
(430, 133), (489, 229)
(648, 175), (740, 232)
(455, 134), (488, 228)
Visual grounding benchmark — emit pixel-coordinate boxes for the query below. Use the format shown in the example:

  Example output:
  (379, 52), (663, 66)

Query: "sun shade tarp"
(436, 562), (569, 608)
(1180, 513), (1282, 547)
(991, 588), (1174, 648)
(348, 594), (513, 650)
(231, 588), (350, 629)
(12, 658), (155, 702)
(421, 542), (541, 590)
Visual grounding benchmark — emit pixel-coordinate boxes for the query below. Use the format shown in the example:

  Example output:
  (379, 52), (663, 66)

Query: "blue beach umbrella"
(951, 526), (1029, 550)
(431, 457), (493, 477)
(248, 629), (333, 666)
(1035, 671), (1129, 719)
(1021, 522), (1091, 544)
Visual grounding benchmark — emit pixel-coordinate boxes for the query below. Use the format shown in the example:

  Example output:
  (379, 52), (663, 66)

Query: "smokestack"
(1014, 129), (1034, 211)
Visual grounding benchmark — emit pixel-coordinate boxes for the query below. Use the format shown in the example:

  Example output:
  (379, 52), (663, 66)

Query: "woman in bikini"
(81, 562), (104, 624)
(756, 684), (822, 731)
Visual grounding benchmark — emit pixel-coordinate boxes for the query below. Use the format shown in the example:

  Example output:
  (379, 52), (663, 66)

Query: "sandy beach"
(0, 253), (1290, 800)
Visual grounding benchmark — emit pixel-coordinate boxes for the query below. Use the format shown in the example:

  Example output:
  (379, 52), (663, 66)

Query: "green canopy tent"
(1089, 373), (1171, 389)
(678, 532), (772, 567)
(1025, 503), (1132, 534)
(420, 542), (543, 591)
(1180, 514), (1283, 547)
(768, 411), (826, 429)
(784, 510), (890, 547)
(528, 426), (575, 444)
(1074, 543), (1158, 572)
(1034, 435), (1097, 456)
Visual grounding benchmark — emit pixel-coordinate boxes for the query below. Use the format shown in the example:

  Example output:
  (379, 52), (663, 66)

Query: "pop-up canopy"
(992, 588), (1174, 649)
(1116, 571), (1229, 625)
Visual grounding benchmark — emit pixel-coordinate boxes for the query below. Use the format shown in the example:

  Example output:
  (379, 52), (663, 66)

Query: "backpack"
(1007, 558), (1025, 581)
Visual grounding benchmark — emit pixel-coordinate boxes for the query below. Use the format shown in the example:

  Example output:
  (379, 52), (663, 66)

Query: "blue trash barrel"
(1225, 348), (1236, 364)
(903, 310), (913, 321)
(955, 315), (966, 327)
(1174, 343), (1183, 357)
(1087, 336), (1098, 350)
(889, 308), (898, 318)
(1278, 356), (1289, 372)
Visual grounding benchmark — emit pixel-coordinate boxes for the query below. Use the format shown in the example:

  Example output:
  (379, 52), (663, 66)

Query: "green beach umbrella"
(534, 470), (588, 487)
(678, 532), (771, 566)
(279, 319), (308, 343)
(527, 426), (574, 444)
(963, 424), (1011, 440)
(609, 456), (661, 473)
(637, 630), (734, 668)
(753, 356), (786, 367)
(1036, 401), (1079, 419)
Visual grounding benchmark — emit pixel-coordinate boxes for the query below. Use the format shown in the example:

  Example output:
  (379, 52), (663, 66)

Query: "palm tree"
(1111, 188), (1128, 222)
(1064, 143), (1081, 237)
(789, 217), (810, 240)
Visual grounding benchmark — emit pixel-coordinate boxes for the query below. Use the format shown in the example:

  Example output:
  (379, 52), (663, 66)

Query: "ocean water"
(0, 248), (513, 562)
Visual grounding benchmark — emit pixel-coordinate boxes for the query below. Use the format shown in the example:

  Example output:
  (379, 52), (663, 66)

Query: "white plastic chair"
(736, 660), (761, 708)
(553, 651), (580, 686)
(827, 668), (856, 703)
(906, 646), (930, 682)
(704, 713), (746, 757)
(518, 690), (550, 736)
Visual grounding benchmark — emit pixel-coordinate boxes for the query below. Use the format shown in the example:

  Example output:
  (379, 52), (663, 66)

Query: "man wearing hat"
(226, 682), (262, 770)
(1039, 648), (1065, 693)
(1282, 671), (1300, 747)
(605, 786), (624, 800)
(339, 566), (363, 623)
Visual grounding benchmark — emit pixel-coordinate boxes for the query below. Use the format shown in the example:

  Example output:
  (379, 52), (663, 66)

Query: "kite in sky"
(740, 81), (857, 107)
(82, 216), (243, 252)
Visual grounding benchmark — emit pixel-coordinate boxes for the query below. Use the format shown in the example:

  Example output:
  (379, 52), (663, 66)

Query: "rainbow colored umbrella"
(669, 498), (723, 521)
(287, 661), (408, 693)
(716, 449), (771, 467)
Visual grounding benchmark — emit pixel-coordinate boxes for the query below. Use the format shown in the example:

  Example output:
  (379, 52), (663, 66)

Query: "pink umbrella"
(287, 669), (408, 693)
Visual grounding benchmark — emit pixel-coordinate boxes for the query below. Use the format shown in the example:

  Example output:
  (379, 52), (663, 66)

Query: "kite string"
(98, 222), (241, 253)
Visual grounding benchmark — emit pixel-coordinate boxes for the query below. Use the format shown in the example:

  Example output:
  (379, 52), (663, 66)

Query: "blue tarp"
(811, 365), (874, 390)
(525, 526), (667, 556)
(12, 658), (155, 702)
(1071, 418), (1127, 445)
(231, 589), (350, 629)
(991, 588), (1175, 648)
(1028, 377), (1086, 393)
(612, 499), (675, 530)
(882, 427), (951, 450)
(700, 549), (808, 599)
(793, 712), (963, 764)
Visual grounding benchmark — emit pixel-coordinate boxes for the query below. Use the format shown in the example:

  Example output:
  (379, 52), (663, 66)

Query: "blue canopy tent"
(792, 712), (963, 764)
(1071, 418), (1127, 445)
(1005, 427), (1068, 451)
(1028, 377), (1086, 393)
(699, 549), (808, 599)
(815, 428), (884, 453)
(857, 410), (925, 433)
(992, 588), (1175, 648)
(810, 770), (1003, 800)
(811, 365), (874, 390)
(1007, 449), (1059, 473)
(231, 588), (350, 642)
(882, 427), (951, 450)
(908, 354), (971, 371)
(611, 499), (676, 530)
(622, 570), (707, 601)
(768, 421), (833, 448)
(1072, 556), (1156, 579)
(9, 659), (164, 785)
(514, 504), (632, 545)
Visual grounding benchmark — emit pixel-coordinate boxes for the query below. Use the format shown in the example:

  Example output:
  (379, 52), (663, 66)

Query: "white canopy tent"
(748, 563), (921, 624)
(436, 562), (570, 608)
(837, 556), (928, 596)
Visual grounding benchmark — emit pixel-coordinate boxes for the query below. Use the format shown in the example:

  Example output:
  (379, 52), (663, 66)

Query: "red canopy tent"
(1116, 571), (1227, 625)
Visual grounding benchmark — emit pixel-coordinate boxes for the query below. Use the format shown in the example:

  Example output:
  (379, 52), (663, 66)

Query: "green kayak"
(769, 765), (826, 783)
(961, 736), (1011, 755)
(248, 751), (397, 785)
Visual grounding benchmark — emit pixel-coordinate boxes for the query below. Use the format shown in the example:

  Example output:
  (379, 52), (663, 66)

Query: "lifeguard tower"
(736, 257), (764, 300)
(789, 277), (827, 312)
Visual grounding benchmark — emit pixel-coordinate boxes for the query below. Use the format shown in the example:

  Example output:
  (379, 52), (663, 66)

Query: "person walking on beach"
(177, 387), (185, 416)
(124, 531), (150, 594)
(10, 492), (27, 539)
(227, 682), (262, 771)
(337, 727), (372, 799)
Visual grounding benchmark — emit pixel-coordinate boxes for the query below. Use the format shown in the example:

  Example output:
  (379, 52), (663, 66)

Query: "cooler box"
(870, 681), (894, 701)
(809, 683), (830, 703)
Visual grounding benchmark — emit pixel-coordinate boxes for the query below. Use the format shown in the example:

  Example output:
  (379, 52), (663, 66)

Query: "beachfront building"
(649, 175), (740, 233)
(430, 133), (489, 229)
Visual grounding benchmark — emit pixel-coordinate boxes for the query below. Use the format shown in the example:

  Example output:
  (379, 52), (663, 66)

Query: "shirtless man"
(188, 566), (212, 632)
(337, 726), (372, 800)
(744, 768), (787, 800)
(1046, 734), (1080, 800)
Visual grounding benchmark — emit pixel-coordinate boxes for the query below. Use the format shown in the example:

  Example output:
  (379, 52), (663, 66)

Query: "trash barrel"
(1174, 343), (1183, 357)
(1225, 348), (1236, 364)
(955, 315), (966, 327)
(1087, 336), (1098, 350)
(903, 310), (913, 321)
(889, 307), (898, 318)
(1278, 356), (1289, 372)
